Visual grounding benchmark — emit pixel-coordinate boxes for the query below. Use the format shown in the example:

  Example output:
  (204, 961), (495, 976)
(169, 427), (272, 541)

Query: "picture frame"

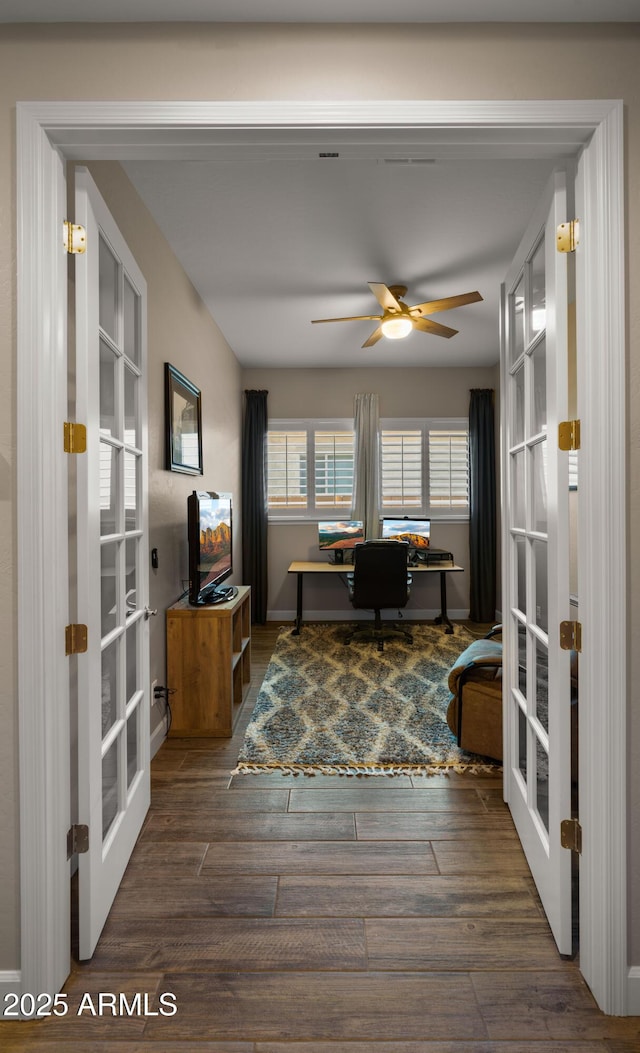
(165, 363), (203, 475)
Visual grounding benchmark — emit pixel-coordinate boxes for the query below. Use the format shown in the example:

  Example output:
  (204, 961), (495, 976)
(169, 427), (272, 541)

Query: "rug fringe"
(230, 761), (501, 778)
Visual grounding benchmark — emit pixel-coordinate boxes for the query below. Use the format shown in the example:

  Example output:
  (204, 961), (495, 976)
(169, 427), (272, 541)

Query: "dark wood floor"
(5, 623), (640, 1051)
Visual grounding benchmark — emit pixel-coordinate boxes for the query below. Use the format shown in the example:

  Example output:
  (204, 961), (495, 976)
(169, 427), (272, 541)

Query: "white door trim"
(15, 98), (626, 1014)
(574, 103), (628, 1015)
(15, 111), (71, 1002)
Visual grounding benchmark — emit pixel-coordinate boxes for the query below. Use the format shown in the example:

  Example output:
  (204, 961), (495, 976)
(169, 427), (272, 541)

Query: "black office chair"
(343, 540), (413, 652)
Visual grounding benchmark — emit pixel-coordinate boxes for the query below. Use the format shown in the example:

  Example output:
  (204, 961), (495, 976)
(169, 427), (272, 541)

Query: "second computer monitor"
(381, 517), (431, 549)
(318, 520), (365, 563)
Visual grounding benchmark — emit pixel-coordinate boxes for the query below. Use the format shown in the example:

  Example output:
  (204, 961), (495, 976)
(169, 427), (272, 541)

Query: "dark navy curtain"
(469, 388), (496, 623)
(242, 389), (268, 624)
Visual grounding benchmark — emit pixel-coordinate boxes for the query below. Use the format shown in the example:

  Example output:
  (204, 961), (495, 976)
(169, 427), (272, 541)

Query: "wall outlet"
(151, 679), (159, 703)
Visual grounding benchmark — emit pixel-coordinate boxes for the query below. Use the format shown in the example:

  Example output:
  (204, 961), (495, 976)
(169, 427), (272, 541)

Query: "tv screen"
(188, 491), (236, 605)
(318, 520), (365, 556)
(381, 518), (431, 549)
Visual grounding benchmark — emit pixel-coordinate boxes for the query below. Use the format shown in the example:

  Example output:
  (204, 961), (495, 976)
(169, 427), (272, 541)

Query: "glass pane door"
(502, 170), (573, 955)
(75, 168), (149, 961)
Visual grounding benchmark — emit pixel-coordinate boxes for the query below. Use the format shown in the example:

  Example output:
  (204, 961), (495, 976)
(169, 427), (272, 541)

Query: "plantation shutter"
(266, 429), (308, 510)
(429, 426), (469, 513)
(314, 429), (354, 510)
(380, 428), (422, 510)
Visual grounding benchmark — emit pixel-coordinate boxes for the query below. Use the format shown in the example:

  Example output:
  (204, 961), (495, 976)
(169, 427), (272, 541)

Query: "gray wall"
(243, 365), (498, 620)
(83, 161), (244, 743)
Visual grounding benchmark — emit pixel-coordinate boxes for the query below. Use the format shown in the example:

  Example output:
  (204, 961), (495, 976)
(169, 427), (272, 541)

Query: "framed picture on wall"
(165, 363), (203, 475)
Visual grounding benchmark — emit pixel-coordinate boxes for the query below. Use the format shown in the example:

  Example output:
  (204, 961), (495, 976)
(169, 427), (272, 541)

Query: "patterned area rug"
(233, 623), (502, 777)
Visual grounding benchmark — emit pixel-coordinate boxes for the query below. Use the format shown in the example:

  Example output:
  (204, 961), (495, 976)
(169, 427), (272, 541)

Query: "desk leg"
(434, 570), (454, 634)
(292, 572), (303, 635)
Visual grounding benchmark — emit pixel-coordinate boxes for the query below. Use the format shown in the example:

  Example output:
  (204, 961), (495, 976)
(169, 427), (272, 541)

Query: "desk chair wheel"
(343, 611), (413, 652)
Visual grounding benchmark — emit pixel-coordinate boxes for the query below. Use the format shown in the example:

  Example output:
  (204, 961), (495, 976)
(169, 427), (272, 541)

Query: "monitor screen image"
(188, 490), (233, 604)
(318, 520), (365, 551)
(381, 518), (431, 549)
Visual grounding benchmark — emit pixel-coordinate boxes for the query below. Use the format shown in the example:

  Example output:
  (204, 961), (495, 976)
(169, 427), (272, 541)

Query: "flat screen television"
(187, 490), (237, 605)
(318, 519), (365, 563)
(381, 517), (431, 549)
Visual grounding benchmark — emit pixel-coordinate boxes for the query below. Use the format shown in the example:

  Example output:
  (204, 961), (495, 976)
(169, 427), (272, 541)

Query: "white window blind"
(268, 417), (469, 520)
(380, 418), (469, 518)
(267, 421), (354, 517)
(314, 429), (354, 510)
(380, 428), (423, 509)
(429, 426), (469, 512)
(266, 429), (308, 511)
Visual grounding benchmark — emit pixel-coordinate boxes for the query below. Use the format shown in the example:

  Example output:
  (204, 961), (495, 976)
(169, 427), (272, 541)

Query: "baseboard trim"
(627, 966), (640, 1014)
(267, 608), (470, 624)
(0, 971), (22, 1018)
(150, 713), (168, 760)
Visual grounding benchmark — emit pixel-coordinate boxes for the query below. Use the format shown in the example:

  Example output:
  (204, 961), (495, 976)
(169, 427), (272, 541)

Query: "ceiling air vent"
(381, 158), (436, 165)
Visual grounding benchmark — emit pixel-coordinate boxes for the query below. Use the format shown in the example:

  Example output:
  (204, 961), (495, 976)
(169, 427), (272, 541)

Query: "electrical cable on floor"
(154, 685), (175, 736)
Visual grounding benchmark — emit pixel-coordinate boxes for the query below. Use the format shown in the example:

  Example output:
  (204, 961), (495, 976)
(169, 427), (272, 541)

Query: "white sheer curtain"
(352, 392), (380, 539)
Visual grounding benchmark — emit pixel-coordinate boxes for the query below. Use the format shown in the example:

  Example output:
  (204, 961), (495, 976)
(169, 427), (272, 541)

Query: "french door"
(501, 169), (574, 955)
(74, 168), (150, 960)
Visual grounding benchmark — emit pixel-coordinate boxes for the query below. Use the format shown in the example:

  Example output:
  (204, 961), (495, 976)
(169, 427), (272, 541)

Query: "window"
(428, 424), (470, 514)
(266, 429), (308, 512)
(314, 429), (354, 509)
(380, 418), (469, 519)
(267, 417), (469, 520)
(267, 420), (354, 518)
(380, 426), (423, 510)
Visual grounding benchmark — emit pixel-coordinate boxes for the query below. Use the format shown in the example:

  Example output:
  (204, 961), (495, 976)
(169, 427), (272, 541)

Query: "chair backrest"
(351, 540), (410, 610)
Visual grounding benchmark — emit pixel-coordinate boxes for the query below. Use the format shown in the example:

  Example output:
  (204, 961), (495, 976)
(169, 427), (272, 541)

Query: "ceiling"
(2, 1), (639, 22)
(10, 0), (616, 370)
(122, 151), (558, 369)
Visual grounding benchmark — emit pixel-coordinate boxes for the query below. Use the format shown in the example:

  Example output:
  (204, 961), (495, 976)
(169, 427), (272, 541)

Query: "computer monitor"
(318, 520), (365, 563)
(381, 517), (431, 549)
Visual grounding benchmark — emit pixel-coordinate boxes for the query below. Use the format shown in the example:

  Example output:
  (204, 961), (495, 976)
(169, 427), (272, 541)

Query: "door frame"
(15, 99), (627, 1013)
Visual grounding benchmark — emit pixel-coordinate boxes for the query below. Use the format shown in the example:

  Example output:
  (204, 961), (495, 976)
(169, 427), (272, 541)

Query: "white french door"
(74, 168), (150, 960)
(501, 169), (574, 955)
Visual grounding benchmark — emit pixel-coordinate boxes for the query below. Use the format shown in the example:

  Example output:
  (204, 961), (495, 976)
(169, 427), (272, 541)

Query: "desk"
(288, 560), (464, 635)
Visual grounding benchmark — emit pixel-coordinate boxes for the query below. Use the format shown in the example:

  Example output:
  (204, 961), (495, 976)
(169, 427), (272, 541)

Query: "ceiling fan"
(311, 282), (483, 348)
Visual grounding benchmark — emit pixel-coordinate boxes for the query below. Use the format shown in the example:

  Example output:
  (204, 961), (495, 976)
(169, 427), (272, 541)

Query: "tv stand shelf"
(166, 585), (251, 737)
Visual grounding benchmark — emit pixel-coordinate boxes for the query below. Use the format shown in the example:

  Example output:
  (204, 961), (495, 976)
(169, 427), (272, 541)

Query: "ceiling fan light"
(381, 316), (413, 340)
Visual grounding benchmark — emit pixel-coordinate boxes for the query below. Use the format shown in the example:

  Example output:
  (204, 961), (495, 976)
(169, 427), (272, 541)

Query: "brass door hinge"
(65, 623), (88, 655)
(557, 220), (579, 253)
(558, 419), (581, 451)
(67, 824), (89, 859)
(561, 818), (582, 854)
(64, 421), (87, 454)
(560, 620), (582, 653)
(63, 221), (86, 255)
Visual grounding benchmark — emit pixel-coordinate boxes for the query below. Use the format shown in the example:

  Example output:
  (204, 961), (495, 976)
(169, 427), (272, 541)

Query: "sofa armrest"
(448, 639), (503, 696)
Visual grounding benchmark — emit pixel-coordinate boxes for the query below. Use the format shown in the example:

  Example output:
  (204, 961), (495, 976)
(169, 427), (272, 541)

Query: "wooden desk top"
(288, 560), (463, 574)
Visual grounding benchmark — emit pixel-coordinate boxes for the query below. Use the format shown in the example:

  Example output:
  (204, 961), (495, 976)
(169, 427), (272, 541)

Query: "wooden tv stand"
(166, 585), (251, 737)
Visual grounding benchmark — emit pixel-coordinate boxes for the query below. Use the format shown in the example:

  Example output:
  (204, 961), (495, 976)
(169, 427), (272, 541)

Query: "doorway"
(15, 99), (627, 1014)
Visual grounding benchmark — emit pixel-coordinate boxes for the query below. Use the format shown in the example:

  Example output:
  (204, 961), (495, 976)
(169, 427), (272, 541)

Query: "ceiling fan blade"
(311, 314), (381, 324)
(410, 291), (483, 315)
(368, 282), (403, 313)
(362, 326), (384, 348)
(413, 316), (458, 339)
